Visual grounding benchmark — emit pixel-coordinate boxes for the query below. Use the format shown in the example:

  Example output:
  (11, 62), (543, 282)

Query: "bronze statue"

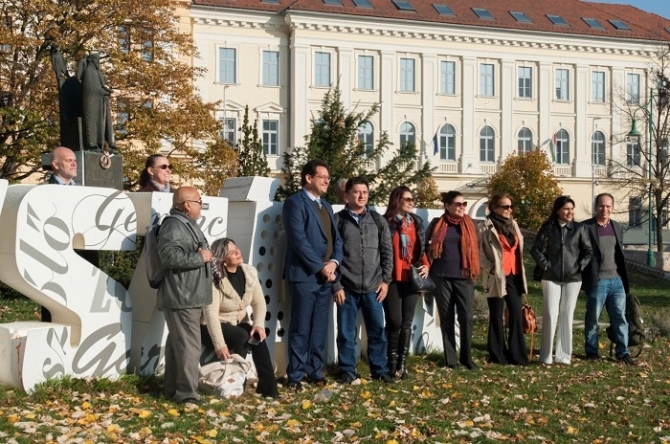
(77, 53), (116, 151)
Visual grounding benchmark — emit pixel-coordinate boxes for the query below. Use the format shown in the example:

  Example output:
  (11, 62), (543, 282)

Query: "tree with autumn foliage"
(0, 0), (234, 190)
(276, 85), (434, 204)
(414, 176), (443, 210)
(487, 149), (562, 230)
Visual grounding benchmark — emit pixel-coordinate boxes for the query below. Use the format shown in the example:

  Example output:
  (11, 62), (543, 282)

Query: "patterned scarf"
(396, 214), (414, 262)
(150, 179), (171, 193)
(488, 212), (516, 246)
(429, 213), (480, 281)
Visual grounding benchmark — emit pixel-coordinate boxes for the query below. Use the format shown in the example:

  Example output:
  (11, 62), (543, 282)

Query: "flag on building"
(548, 132), (557, 163)
(433, 132), (439, 156)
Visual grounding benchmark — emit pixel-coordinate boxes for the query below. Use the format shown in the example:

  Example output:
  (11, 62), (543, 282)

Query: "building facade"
(189, 0), (670, 229)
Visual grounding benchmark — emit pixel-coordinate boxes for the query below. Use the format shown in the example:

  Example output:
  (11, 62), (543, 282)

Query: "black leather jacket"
(531, 220), (593, 283)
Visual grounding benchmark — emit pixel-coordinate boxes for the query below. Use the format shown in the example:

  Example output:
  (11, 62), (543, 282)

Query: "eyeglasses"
(183, 199), (203, 206)
(403, 197), (415, 203)
(497, 204), (514, 210)
(312, 174), (331, 181)
(157, 164), (172, 170)
(449, 201), (468, 208)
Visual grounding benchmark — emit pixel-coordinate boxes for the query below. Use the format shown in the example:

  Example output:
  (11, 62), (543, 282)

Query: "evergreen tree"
(236, 105), (271, 177)
(277, 85), (434, 204)
(487, 149), (563, 230)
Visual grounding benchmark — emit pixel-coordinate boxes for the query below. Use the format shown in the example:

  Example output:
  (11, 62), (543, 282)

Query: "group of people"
(46, 149), (637, 405)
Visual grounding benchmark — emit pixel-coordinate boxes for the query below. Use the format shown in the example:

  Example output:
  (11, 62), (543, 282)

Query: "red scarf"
(429, 213), (480, 281)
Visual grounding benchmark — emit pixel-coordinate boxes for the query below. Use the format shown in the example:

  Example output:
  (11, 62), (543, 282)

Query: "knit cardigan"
(201, 263), (267, 350)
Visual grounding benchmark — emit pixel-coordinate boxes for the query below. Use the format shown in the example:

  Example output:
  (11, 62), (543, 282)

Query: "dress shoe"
(585, 353), (600, 361)
(286, 381), (303, 392)
(463, 362), (479, 371)
(179, 397), (200, 406)
(339, 373), (357, 385)
(617, 354), (637, 366)
(372, 373), (395, 384)
(305, 376), (327, 386)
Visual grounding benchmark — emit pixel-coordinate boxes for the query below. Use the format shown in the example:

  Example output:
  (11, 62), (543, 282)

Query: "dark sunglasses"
(157, 164), (172, 170)
(497, 204), (514, 210)
(449, 201), (467, 208)
(403, 197), (415, 203)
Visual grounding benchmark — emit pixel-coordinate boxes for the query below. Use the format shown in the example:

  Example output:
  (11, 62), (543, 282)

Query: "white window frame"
(555, 68), (569, 101)
(262, 119), (279, 156)
(480, 63), (495, 96)
(439, 124), (456, 160)
(556, 129), (570, 164)
(358, 121), (374, 157)
(592, 71), (606, 103)
(627, 141), (641, 167)
(518, 66), (532, 98)
(517, 127), (533, 153)
(314, 51), (332, 87)
(592, 131), (606, 165)
(479, 126), (495, 162)
(262, 50), (280, 87)
(358, 55), (374, 90)
(440, 60), (456, 95)
(626, 73), (640, 104)
(399, 121), (416, 147)
(217, 47), (237, 84)
(399, 57), (416, 92)
(219, 117), (237, 146)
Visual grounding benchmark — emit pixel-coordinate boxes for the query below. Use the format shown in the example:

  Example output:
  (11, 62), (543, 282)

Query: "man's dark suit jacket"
(581, 217), (629, 295)
(282, 189), (343, 282)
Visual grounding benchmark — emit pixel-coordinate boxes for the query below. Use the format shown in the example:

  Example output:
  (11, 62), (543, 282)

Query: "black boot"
(398, 328), (411, 380)
(386, 329), (400, 378)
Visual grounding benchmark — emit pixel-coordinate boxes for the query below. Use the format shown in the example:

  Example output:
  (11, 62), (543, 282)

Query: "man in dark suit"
(582, 193), (635, 365)
(47, 146), (78, 185)
(283, 159), (343, 391)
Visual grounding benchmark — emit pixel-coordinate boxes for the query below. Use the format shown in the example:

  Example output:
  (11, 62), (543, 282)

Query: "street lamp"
(627, 86), (656, 267)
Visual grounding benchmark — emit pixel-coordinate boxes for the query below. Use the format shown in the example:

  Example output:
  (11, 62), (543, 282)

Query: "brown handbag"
(504, 294), (538, 360)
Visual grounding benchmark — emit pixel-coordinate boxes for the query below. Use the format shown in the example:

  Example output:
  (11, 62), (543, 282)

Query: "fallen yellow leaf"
(7, 415), (18, 424)
(286, 419), (300, 427)
(167, 409), (180, 417)
(302, 400), (312, 409)
(387, 440), (399, 444)
(567, 426), (578, 435)
(81, 401), (91, 410)
(138, 410), (152, 419)
(205, 429), (217, 437)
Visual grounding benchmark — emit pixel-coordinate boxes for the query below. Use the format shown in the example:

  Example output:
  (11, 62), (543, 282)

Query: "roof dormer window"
(547, 15), (569, 26)
(510, 11), (532, 23)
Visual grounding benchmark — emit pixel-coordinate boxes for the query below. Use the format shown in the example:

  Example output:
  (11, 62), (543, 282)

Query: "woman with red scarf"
(426, 191), (480, 370)
(383, 186), (430, 379)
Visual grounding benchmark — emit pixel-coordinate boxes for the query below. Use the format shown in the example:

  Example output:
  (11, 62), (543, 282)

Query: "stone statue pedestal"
(41, 147), (124, 190)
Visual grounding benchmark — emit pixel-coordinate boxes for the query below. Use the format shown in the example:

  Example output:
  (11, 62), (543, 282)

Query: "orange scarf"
(429, 214), (480, 281)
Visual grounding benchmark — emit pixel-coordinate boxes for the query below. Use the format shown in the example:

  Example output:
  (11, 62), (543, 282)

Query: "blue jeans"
(584, 277), (630, 357)
(337, 289), (389, 378)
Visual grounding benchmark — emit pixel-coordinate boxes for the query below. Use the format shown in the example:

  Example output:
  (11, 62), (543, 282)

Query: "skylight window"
(261, 0), (279, 3)
(433, 4), (455, 16)
(353, 0), (373, 7)
(323, 0), (342, 4)
(666, 27), (670, 35)
(609, 19), (631, 30)
(393, 0), (416, 11)
(510, 11), (532, 23)
(473, 8), (494, 20)
(583, 18), (604, 29)
(547, 14), (568, 26)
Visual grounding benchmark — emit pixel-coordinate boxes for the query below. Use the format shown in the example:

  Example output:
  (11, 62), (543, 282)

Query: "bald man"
(157, 186), (213, 405)
(48, 146), (77, 185)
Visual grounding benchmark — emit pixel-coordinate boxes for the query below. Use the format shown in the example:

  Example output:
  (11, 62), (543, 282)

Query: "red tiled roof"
(192, 0), (670, 42)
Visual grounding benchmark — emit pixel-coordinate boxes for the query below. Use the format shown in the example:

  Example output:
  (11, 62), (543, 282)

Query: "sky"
(587, 0), (670, 20)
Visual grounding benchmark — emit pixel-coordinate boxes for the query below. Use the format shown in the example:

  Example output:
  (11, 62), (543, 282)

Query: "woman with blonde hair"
(479, 194), (528, 365)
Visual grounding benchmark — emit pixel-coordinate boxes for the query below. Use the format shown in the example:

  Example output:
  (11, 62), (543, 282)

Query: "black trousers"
(383, 281), (419, 332)
(201, 323), (278, 398)
(432, 276), (474, 367)
(487, 274), (529, 366)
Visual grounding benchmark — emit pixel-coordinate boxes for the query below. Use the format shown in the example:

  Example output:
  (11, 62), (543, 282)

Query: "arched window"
(475, 203), (488, 220)
(592, 131), (606, 165)
(556, 129), (570, 164)
(517, 127), (533, 153)
(479, 126), (495, 162)
(439, 124), (456, 160)
(400, 122), (415, 148)
(358, 122), (374, 157)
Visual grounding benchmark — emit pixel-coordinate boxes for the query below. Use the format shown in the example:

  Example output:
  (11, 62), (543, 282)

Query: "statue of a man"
(77, 53), (116, 151)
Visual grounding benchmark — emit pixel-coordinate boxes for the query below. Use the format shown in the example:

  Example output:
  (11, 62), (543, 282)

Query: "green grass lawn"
(1, 255), (670, 443)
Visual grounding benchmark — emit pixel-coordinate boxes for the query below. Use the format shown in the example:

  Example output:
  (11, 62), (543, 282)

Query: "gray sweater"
(333, 208), (393, 294)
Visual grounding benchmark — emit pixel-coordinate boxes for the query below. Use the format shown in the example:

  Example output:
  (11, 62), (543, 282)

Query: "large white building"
(187, 0), (670, 228)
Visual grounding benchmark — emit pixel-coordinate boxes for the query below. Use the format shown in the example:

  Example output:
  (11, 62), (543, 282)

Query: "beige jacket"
(201, 263), (266, 350)
(479, 217), (528, 298)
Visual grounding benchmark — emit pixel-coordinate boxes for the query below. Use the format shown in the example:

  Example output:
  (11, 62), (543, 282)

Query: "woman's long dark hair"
(210, 237), (236, 290)
(138, 154), (166, 188)
(546, 195), (575, 225)
(383, 185), (411, 222)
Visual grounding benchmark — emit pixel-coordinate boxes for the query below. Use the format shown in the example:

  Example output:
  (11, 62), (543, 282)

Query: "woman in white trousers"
(531, 196), (592, 365)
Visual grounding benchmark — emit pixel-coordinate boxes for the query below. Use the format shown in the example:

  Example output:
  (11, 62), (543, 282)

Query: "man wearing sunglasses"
(157, 186), (213, 405)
